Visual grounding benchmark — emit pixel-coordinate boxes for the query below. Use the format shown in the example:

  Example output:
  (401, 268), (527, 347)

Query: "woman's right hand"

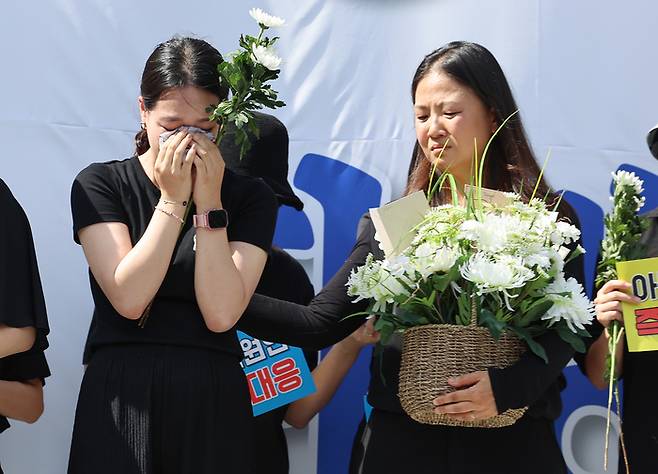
(337, 317), (380, 353)
(154, 130), (196, 202)
(594, 279), (640, 328)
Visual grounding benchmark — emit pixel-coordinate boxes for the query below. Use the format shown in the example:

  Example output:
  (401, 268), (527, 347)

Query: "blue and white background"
(1, 1), (658, 473)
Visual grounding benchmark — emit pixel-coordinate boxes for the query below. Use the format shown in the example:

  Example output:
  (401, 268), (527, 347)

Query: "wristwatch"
(193, 209), (229, 229)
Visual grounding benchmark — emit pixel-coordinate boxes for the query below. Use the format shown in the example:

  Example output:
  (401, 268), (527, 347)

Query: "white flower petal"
(249, 8), (286, 28)
(252, 45), (282, 70)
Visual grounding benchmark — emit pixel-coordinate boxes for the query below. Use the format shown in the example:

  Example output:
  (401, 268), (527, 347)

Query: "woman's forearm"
(585, 330), (624, 390)
(0, 325), (35, 358)
(194, 226), (251, 332)
(113, 211), (181, 313)
(0, 379), (43, 423)
(81, 207), (182, 319)
(285, 339), (363, 428)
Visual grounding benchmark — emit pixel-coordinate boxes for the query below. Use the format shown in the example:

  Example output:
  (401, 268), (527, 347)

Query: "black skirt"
(352, 409), (566, 474)
(68, 345), (252, 474)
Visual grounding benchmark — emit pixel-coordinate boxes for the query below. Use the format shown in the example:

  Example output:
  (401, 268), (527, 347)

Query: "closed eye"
(159, 122), (182, 132)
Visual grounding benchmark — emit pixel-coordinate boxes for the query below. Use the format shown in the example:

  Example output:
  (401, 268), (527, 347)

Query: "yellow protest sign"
(616, 256), (658, 352)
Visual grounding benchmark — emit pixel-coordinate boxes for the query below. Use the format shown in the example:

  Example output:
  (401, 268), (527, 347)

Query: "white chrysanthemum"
(460, 253), (534, 294)
(529, 210), (559, 236)
(412, 243), (459, 278)
(459, 218), (503, 252)
(524, 247), (564, 278)
(382, 255), (412, 279)
(541, 276), (594, 331)
(551, 221), (581, 246)
(249, 8), (286, 28)
(252, 45), (282, 70)
(346, 256), (409, 312)
(346, 257), (383, 301)
(523, 249), (552, 272)
(612, 170), (644, 196)
(460, 212), (530, 254)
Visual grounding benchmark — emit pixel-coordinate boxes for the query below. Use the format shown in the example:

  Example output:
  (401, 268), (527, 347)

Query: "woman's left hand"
(432, 371), (498, 421)
(191, 132), (225, 211)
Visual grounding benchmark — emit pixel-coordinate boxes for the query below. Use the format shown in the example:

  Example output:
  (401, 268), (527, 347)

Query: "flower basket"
(398, 308), (527, 428)
(347, 179), (595, 427)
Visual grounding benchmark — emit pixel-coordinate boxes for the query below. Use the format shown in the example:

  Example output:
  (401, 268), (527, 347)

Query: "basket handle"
(469, 297), (478, 327)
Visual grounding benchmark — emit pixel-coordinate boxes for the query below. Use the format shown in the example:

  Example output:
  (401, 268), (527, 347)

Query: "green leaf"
(518, 298), (554, 327)
(376, 320), (395, 344)
(509, 326), (548, 363)
(431, 273), (452, 292)
(556, 325), (587, 353)
(479, 308), (505, 340)
(393, 307), (431, 326)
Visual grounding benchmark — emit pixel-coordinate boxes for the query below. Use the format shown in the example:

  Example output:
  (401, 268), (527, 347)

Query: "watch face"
(208, 209), (228, 228)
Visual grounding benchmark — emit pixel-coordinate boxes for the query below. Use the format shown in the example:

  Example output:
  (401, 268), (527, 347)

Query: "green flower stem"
(615, 382), (630, 473)
(604, 320), (626, 471)
(214, 120), (225, 146)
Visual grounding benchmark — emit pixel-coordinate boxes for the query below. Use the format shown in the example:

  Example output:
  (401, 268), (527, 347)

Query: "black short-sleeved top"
(0, 178), (50, 434)
(70, 156), (277, 361)
(239, 208), (586, 422)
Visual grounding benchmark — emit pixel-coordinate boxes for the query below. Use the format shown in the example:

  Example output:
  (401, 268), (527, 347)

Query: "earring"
(140, 122), (146, 130)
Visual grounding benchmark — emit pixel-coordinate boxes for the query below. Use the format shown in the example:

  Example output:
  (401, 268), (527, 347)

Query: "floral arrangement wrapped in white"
(347, 187), (595, 362)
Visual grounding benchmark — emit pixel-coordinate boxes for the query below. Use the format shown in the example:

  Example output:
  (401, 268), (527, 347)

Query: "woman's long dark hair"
(405, 41), (552, 207)
(134, 37), (228, 155)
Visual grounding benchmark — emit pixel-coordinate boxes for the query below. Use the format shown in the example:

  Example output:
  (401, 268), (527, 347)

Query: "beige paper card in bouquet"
(463, 184), (513, 206)
(369, 191), (430, 258)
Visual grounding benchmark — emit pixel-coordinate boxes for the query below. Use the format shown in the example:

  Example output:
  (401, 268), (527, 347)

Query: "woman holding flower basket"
(240, 41), (591, 473)
(67, 36), (278, 473)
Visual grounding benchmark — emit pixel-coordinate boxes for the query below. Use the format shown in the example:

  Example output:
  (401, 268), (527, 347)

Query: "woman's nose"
(428, 116), (446, 139)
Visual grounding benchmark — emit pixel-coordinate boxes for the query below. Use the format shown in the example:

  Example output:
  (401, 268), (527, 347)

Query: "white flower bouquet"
(346, 152), (595, 426)
(347, 191), (593, 362)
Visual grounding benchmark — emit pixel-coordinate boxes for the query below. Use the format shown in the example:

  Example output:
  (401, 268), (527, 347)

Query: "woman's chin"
(427, 156), (448, 170)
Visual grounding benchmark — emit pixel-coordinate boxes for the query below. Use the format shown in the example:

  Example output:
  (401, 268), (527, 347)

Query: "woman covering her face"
(238, 41), (586, 473)
(68, 37), (277, 473)
(0, 179), (50, 474)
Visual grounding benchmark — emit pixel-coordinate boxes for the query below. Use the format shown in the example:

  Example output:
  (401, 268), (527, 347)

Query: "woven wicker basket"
(398, 308), (528, 428)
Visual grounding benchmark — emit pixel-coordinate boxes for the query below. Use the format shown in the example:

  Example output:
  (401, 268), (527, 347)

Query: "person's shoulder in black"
(70, 158), (135, 244)
(0, 178), (50, 345)
(640, 205), (658, 257)
(220, 169), (278, 253)
(0, 178), (51, 434)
